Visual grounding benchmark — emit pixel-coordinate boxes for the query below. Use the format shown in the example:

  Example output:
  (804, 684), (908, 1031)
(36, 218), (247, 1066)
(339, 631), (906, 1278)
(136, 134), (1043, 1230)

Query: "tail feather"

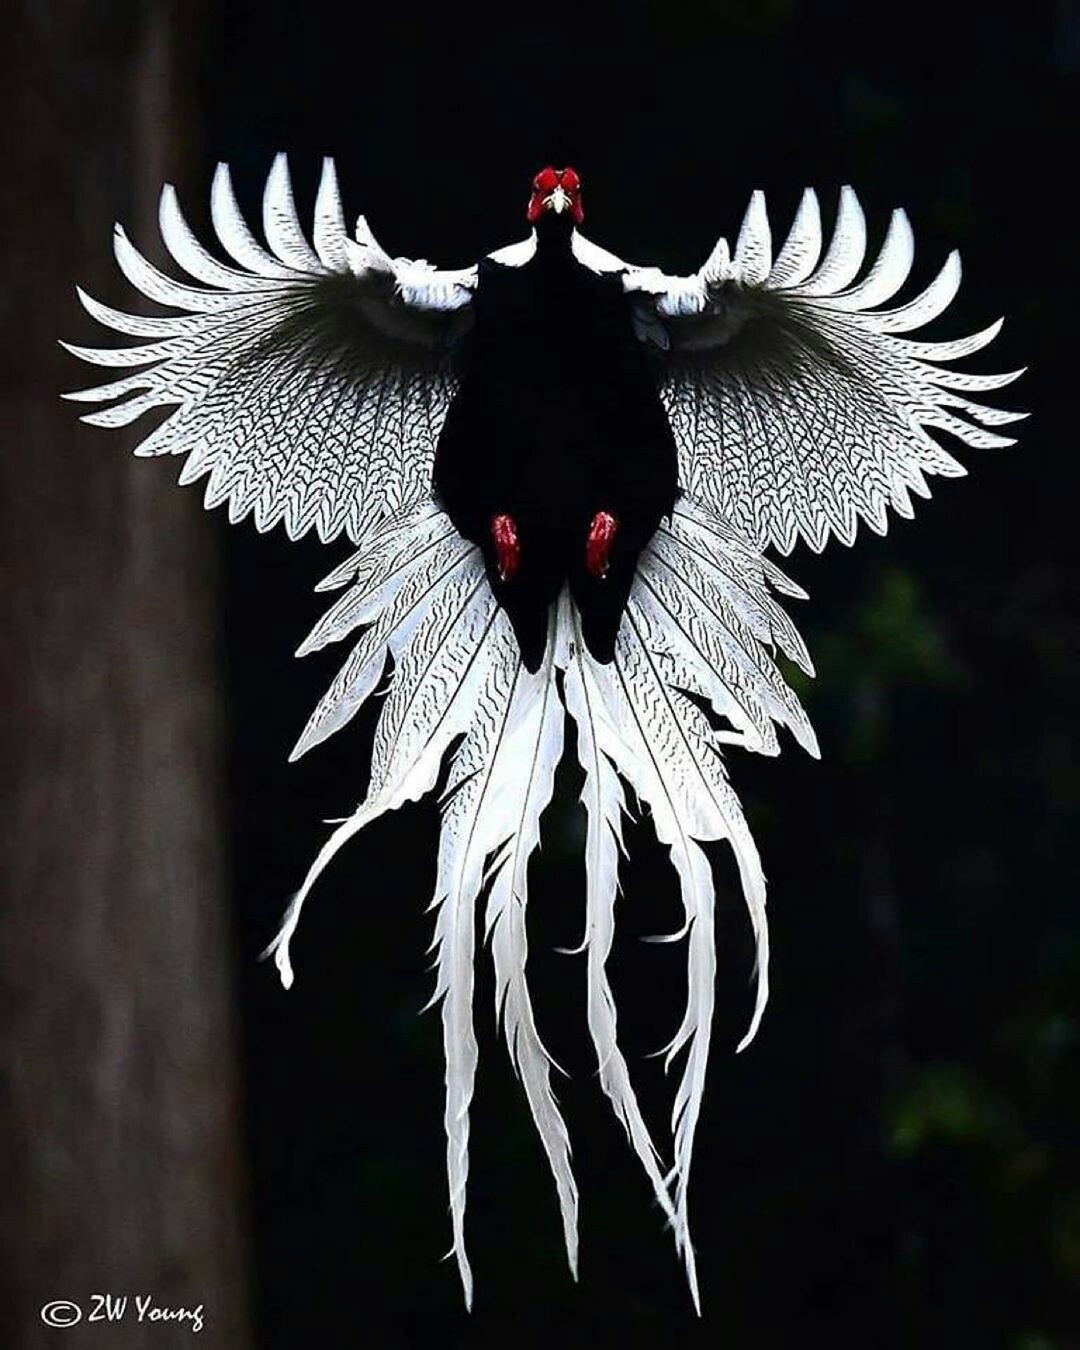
(484, 617), (579, 1275)
(556, 602), (675, 1242)
(265, 493), (816, 1310)
(265, 527), (499, 989)
(292, 522), (477, 759)
(558, 598), (678, 1238)
(573, 596), (760, 1309)
(644, 534), (817, 754)
(429, 620), (523, 1307)
(662, 841), (715, 1315)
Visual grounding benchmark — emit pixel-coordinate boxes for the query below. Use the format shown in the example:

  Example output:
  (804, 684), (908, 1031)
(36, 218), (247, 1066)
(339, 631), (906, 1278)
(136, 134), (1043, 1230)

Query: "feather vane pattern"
(63, 155), (474, 544)
(264, 494), (815, 1308)
(620, 186), (1024, 554)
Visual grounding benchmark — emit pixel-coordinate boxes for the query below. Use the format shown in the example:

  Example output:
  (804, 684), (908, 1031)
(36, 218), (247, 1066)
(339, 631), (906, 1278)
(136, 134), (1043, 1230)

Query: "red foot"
(491, 513), (521, 582)
(586, 511), (619, 580)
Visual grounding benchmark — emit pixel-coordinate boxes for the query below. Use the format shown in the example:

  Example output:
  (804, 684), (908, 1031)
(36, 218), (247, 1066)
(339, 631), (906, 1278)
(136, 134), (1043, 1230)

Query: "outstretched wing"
(606, 187), (1024, 554)
(64, 154), (477, 543)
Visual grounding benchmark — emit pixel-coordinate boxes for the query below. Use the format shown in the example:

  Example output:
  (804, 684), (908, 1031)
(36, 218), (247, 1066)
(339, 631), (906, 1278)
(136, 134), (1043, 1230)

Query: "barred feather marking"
(615, 186), (1024, 554)
(64, 168), (1023, 558)
(63, 156), (473, 544)
(558, 599), (678, 1242)
(766, 187), (822, 288)
(483, 615), (579, 1276)
(261, 507), (580, 1296)
(605, 598), (770, 1311)
(263, 537), (498, 987)
(262, 496), (815, 1310)
(290, 533), (474, 758)
(733, 189), (771, 286)
(429, 615), (523, 1306)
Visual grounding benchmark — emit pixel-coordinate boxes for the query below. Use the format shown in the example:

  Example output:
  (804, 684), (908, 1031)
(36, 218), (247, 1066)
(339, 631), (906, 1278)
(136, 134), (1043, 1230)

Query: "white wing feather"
(612, 187), (1024, 553)
(64, 155), (475, 543)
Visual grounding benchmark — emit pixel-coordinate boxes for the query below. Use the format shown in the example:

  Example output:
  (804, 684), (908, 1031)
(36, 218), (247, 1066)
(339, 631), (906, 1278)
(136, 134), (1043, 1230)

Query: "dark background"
(7, 1), (1079, 1347)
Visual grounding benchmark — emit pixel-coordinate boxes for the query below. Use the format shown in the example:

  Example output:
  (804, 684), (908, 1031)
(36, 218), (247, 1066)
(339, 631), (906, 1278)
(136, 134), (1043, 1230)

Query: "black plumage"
(433, 210), (679, 669)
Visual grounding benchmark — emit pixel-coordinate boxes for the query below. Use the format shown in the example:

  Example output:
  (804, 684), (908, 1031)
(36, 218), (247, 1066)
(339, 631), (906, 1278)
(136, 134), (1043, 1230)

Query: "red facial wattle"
(527, 166), (585, 227)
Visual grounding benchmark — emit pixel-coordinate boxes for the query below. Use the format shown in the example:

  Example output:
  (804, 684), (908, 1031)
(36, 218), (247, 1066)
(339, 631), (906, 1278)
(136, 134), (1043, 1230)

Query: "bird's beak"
(546, 186), (570, 215)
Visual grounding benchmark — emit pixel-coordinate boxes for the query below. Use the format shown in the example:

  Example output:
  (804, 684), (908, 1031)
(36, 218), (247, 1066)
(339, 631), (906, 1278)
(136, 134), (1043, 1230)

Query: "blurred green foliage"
(794, 565), (964, 761)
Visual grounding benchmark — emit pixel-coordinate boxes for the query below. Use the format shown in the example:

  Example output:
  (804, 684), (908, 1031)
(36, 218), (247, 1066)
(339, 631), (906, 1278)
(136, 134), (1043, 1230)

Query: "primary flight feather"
(64, 154), (1023, 1309)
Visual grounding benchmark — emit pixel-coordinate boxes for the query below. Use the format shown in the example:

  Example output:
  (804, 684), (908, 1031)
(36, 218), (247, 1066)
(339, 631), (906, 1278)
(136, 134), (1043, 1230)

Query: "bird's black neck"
(534, 211), (575, 256)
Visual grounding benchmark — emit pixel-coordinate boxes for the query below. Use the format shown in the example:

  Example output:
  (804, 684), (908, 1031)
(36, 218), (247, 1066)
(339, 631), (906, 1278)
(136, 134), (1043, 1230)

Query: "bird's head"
(527, 166), (584, 228)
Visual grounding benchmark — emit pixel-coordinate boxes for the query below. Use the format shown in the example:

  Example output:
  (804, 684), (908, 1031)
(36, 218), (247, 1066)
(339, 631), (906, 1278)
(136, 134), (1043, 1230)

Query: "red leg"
(490, 513), (521, 582)
(585, 510), (619, 580)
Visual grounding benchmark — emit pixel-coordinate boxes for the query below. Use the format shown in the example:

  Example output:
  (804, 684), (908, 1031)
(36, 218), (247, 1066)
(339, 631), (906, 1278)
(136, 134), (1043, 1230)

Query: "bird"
(63, 154), (1023, 1311)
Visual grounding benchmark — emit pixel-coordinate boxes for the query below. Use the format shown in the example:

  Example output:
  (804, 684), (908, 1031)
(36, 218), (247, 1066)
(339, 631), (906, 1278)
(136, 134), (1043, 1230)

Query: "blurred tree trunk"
(0, 4), (250, 1346)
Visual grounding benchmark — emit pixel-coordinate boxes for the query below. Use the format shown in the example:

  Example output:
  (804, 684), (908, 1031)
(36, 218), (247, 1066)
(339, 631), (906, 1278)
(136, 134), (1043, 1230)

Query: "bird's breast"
(432, 252), (679, 667)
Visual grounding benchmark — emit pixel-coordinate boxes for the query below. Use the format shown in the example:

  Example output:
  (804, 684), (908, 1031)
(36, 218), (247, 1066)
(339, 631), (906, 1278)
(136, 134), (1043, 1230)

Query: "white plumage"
(611, 185), (1024, 554)
(63, 156), (1023, 1310)
(261, 493), (814, 1307)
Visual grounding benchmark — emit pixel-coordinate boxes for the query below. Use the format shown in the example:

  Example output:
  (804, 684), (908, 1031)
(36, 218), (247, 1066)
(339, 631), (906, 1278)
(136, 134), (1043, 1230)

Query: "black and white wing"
(585, 187), (1024, 554)
(64, 154), (476, 543)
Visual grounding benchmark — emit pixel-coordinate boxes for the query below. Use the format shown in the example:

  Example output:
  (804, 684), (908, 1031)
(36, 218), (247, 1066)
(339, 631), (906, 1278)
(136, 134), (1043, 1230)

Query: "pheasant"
(64, 156), (1023, 1309)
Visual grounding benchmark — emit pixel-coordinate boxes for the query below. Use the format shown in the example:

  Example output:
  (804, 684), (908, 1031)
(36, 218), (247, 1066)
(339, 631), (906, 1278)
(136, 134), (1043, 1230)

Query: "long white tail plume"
(483, 614), (578, 1275)
(558, 600), (678, 1238)
(428, 614), (524, 1306)
(263, 493), (816, 1309)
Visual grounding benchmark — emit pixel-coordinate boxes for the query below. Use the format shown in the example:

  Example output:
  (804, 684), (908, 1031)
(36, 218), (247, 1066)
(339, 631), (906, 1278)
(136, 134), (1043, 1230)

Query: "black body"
(433, 214), (679, 670)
